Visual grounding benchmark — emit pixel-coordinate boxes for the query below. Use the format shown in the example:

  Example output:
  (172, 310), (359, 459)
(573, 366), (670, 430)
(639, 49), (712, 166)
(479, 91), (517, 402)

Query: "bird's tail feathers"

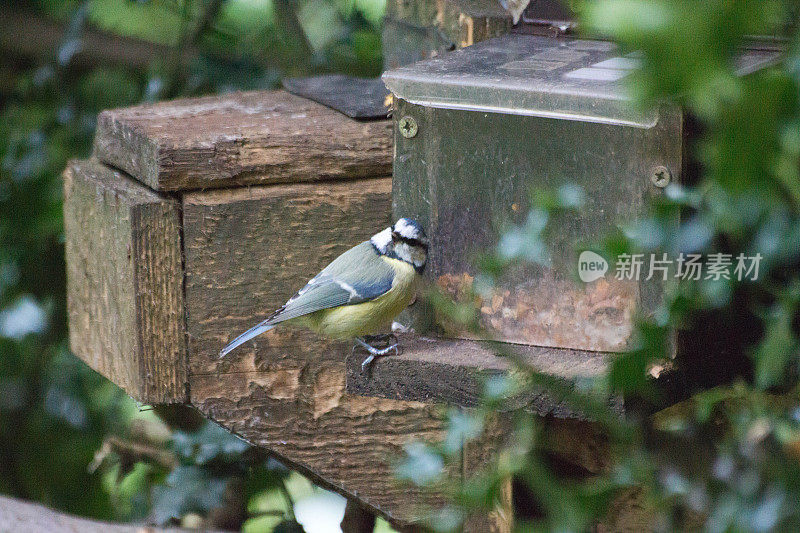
(218, 320), (275, 358)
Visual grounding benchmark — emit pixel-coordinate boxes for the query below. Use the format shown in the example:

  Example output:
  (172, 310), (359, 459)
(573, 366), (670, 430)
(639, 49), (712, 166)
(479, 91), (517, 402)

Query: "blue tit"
(219, 218), (429, 370)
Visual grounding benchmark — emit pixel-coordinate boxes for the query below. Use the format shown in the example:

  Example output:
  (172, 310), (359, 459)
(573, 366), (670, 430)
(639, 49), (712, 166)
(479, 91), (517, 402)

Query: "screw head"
(398, 116), (418, 138)
(650, 166), (672, 188)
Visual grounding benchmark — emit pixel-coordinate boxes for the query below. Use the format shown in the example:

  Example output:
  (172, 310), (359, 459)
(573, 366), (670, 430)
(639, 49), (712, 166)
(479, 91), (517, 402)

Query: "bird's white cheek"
(395, 243), (427, 268)
(394, 243), (412, 263)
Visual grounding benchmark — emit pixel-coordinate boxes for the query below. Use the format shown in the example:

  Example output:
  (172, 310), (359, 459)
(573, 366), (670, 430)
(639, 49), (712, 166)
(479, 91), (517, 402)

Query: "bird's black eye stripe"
(392, 231), (429, 250)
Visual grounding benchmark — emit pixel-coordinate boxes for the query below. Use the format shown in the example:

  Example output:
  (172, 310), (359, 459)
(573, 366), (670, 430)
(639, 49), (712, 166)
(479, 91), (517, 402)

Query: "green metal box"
(384, 34), (780, 354)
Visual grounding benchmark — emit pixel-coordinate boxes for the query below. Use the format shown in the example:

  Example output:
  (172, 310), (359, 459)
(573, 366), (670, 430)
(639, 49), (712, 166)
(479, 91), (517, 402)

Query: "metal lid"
(383, 34), (783, 128)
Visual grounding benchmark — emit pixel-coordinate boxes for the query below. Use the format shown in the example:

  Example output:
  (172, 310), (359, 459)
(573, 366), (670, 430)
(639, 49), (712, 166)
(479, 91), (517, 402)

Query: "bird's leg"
(355, 336), (399, 371)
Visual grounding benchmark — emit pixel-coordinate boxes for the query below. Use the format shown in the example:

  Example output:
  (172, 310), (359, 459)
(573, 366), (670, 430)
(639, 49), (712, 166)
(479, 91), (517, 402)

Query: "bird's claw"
(360, 344), (399, 372)
(361, 354), (375, 371)
(356, 337), (399, 372)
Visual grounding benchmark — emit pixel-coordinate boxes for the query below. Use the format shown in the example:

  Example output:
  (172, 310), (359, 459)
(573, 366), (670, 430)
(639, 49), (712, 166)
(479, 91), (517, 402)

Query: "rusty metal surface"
(392, 99), (683, 353)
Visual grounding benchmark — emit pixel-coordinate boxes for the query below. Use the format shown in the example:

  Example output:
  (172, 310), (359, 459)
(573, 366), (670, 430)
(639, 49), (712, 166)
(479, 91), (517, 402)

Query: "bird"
(218, 218), (429, 370)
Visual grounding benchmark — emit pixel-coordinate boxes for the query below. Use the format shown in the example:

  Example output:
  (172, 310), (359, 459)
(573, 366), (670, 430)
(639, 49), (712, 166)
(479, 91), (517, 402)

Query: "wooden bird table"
(64, 88), (613, 531)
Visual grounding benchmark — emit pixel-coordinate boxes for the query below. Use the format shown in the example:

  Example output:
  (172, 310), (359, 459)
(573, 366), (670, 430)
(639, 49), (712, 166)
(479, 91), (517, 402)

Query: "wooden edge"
(92, 90), (393, 192)
(462, 411), (515, 533)
(64, 158), (187, 404)
(346, 335), (617, 418)
(340, 500), (377, 533)
(94, 110), (160, 190)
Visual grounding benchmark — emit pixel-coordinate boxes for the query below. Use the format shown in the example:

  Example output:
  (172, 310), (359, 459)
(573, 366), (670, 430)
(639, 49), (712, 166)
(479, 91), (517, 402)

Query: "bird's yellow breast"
(302, 257), (419, 339)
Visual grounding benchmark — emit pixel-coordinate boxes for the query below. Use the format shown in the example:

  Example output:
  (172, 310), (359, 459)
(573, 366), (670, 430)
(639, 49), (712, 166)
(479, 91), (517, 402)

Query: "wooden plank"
(463, 411), (514, 533)
(346, 336), (613, 418)
(182, 178), (455, 526)
(192, 370), (448, 528)
(93, 90), (393, 192)
(64, 159), (186, 403)
(182, 178), (396, 374)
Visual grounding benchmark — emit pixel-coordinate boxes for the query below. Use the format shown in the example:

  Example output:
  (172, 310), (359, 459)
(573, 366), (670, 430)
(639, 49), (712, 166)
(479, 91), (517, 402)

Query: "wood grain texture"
(64, 159), (186, 403)
(93, 90), (393, 192)
(182, 178), (455, 527)
(542, 418), (610, 475)
(182, 178), (396, 374)
(347, 336), (614, 418)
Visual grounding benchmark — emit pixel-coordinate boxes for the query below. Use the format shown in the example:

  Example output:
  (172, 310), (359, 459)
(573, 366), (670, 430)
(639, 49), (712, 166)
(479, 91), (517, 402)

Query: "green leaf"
(172, 420), (249, 465)
(443, 408), (483, 456)
(608, 321), (666, 395)
(753, 303), (797, 390)
(395, 442), (444, 487)
(151, 466), (228, 524)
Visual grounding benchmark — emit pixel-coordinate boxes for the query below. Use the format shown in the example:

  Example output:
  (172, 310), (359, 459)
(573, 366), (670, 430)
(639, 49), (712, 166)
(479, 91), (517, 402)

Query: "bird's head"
(370, 218), (429, 273)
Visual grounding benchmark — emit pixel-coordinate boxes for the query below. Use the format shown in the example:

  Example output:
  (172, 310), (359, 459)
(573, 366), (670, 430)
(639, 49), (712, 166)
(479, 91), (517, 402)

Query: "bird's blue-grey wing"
(267, 241), (395, 324)
(219, 241), (393, 357)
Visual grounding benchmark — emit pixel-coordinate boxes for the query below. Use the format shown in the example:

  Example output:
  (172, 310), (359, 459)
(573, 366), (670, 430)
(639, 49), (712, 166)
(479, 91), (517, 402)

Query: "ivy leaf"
(172, 421), (249, 465)
(244, 458), (291, 499)
(609, 321), (667, 395)
(151, 466), (227, 525)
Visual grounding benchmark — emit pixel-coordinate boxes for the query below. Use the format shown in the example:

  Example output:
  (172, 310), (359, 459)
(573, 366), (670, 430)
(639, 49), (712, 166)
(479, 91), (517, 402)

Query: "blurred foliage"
(92, 413), (303, 530)
(0, 0), (385, 528)
(398, 1), (800, 532)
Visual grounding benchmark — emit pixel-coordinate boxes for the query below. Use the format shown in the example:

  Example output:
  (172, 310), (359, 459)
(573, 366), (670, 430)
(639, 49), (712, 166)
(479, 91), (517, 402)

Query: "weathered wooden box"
(64, 85), (610, 529)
